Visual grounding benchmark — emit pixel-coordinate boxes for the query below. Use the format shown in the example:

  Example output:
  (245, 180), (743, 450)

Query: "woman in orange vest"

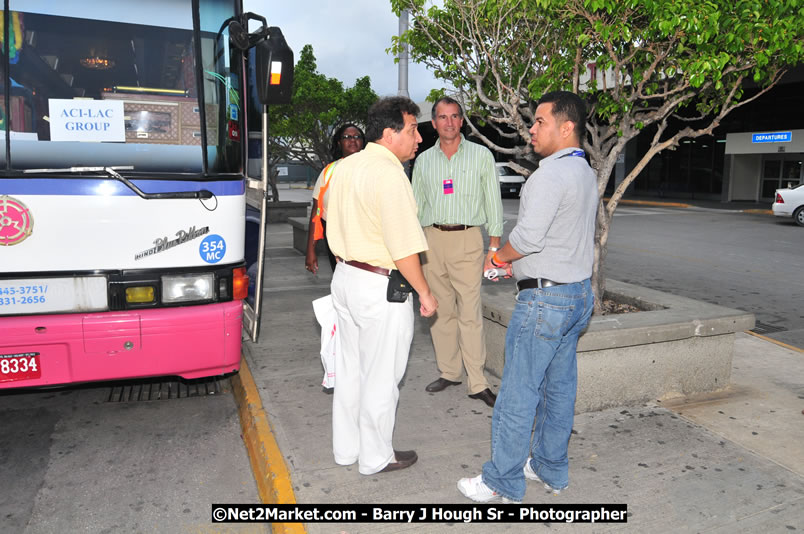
(305, 123), (365, 274)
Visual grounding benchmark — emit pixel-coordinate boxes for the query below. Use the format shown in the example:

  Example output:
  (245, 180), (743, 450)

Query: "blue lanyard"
(558, 149), (586, 159)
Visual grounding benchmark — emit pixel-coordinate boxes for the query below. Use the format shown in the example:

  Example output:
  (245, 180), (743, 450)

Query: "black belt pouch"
(386, 270), (413, 302)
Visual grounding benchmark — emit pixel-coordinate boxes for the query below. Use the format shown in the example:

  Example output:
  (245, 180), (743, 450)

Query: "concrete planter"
(482, 279), (755, 413)
(265, 201), (309, 223)
(288, 217), (325, 255)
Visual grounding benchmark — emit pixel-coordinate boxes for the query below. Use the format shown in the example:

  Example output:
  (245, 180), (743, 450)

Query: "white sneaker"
(457, 475), (521, 504)
(523, 458), (564, 495)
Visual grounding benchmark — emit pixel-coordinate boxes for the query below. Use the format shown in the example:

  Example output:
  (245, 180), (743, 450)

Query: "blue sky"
(243, 0), (440, 103)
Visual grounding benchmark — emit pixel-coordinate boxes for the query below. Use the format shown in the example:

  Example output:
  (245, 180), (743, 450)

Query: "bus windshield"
(3, 0), (242, 175)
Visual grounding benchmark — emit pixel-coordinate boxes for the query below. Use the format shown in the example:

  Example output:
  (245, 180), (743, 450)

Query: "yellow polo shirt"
(326, 143), (428, 270)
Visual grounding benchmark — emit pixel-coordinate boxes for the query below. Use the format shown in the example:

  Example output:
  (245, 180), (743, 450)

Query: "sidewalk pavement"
(237, 190), (802, 533)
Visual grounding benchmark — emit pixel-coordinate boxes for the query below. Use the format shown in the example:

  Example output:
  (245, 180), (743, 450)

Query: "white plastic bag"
(312, 295), (338, 388)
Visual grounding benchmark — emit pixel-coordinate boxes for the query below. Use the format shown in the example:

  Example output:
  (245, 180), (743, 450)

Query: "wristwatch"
(488, 247), (499, 252)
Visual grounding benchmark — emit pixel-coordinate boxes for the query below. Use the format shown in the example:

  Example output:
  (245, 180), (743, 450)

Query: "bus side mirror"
(255, 27), (293, 106)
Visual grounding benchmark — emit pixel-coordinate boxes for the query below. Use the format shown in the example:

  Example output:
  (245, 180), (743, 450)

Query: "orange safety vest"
(311, 161), (338, 240)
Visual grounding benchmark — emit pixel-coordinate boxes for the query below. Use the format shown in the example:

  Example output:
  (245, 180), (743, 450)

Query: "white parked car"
(772, 183), (804, 227)
(495, 162), (526, 197)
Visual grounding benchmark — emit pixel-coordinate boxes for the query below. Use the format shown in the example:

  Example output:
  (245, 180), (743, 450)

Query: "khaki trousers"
(422, 226), (489, 394)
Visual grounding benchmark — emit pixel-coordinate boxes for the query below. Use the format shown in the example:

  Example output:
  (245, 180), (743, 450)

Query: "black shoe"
(468, 388), (497, 407)
(379, 450), (418, 473)
(425, 377), (462, 393)
(322, 387), (334, 395)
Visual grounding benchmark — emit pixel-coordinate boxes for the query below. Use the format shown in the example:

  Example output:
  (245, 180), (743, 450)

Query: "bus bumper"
(0, 301), (243, 389)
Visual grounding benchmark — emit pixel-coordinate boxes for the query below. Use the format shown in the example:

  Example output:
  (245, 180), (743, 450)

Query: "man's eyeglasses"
(341, 135), (363, 141)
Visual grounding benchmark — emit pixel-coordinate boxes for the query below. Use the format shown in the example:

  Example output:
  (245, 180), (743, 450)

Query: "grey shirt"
(509, 147), (598, 283)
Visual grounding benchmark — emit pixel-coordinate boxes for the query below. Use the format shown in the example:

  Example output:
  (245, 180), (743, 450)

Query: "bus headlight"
(161, 274), (214, 303)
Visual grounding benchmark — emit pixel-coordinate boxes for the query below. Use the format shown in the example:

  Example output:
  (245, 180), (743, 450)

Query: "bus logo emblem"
(0, 196), (34, 246)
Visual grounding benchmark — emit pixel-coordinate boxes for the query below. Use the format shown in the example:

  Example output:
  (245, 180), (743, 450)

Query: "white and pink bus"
(0, 0), (291, 388)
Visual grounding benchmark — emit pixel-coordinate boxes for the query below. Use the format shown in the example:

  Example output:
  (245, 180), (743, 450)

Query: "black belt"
(432, 224), (474, 231)
(517, 278), (566, 290)
(340, 259), (391, 277)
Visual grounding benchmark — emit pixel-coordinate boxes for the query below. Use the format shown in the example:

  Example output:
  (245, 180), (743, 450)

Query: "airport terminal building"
(618, 67), (804, 203)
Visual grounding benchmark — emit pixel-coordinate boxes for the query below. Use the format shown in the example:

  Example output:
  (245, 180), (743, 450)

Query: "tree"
(392, 0), (804, 310)
(265, 45), (378, 200)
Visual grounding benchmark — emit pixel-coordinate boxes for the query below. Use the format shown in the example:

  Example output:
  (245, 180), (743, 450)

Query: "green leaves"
(394, 0), (804, 177)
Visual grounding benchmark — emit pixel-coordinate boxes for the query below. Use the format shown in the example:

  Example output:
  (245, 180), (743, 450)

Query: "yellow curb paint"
(743, 209), (773, 215)
(231, 356), (307, 534)
(744, 330), (804, 354)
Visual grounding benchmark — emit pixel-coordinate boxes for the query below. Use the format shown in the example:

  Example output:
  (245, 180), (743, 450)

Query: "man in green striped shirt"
(412, 96), (504, 408)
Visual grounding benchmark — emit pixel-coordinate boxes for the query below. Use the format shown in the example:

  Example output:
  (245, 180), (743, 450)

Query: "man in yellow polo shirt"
(326, 96), (438, 475)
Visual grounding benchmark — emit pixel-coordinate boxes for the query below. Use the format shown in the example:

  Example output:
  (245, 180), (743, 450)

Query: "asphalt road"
(0, 377), (267, 534)
(498, 199), (803, 348)
(599, 206), (802, 348)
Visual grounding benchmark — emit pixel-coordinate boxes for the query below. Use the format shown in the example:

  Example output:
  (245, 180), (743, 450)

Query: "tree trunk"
(269, 168), (280, 203)
(591, 199), (610, 314)
(588, 136), (622, 314)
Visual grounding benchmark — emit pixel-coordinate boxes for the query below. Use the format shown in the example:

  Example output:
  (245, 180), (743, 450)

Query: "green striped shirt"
(412, 135), (504, 236)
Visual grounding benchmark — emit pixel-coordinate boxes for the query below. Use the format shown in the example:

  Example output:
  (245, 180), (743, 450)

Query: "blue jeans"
(482, 279), (593, 501)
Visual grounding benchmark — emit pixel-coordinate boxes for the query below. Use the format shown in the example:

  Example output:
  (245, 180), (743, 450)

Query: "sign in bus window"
(48, 99), (125, 143)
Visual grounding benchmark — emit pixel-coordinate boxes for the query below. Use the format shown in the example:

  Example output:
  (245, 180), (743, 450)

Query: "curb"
(605, 198), (774, 214)
(604, 198), (692, 208)
(744, 330), (804, 353)
(742, 208), (774, 215)
(231, 353), (307, 534)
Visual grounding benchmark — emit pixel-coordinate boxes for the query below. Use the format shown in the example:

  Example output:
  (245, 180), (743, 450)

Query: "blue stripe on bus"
(0, 178), (245, 196)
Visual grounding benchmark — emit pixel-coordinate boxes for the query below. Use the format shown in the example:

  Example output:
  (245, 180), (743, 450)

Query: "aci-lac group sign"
(48, 99), (125, 143)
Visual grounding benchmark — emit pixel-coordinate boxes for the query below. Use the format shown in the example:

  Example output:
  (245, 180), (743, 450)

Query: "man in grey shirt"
(458, 91), (597, 503)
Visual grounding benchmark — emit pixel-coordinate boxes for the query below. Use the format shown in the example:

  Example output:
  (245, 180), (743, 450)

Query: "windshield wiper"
(22, 166), (213, 200)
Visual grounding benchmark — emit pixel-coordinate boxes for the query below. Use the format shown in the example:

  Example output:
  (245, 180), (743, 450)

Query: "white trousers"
(330, 262), (414, 475)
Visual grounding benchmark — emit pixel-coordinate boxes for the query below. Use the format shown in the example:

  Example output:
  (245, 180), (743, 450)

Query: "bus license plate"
(0, 277), (107, 315)
(0, 352), (42, 383)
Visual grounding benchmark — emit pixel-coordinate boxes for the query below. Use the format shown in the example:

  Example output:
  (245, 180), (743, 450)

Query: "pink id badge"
(443, 179), (454, 194)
